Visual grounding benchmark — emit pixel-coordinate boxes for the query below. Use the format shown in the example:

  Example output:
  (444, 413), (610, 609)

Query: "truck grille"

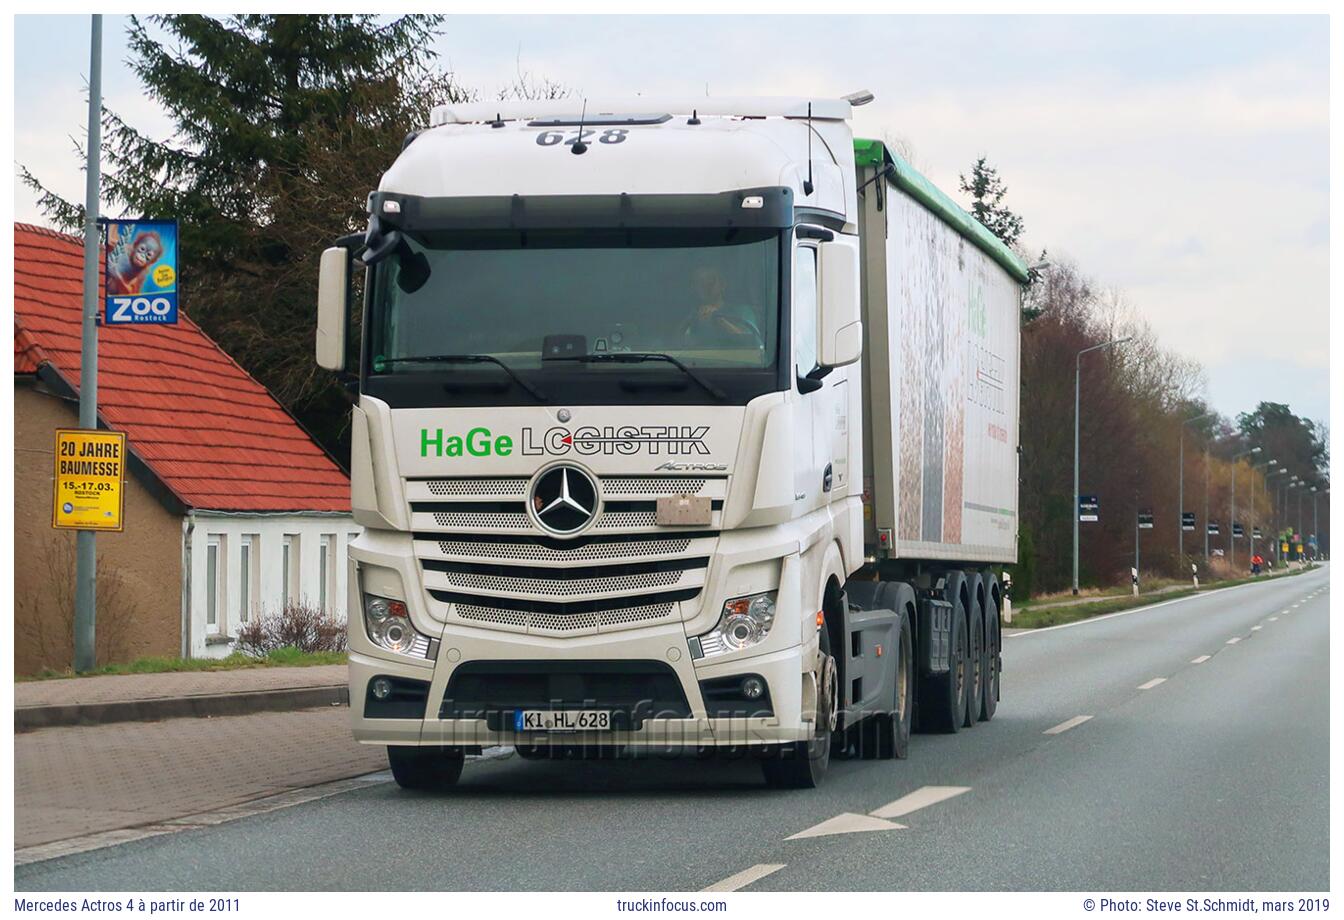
(407, 475), (725, 636)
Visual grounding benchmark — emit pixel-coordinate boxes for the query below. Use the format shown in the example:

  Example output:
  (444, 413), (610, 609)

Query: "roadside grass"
(1010, 565), (1317, 630)
(21, 647), (347, 682)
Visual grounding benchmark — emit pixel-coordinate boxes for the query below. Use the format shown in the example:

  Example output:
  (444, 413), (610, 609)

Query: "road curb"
(15, 684), (349, 733)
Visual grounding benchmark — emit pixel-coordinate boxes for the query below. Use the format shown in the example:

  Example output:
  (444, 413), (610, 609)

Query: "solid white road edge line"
(702, 863), (786, 892)
(869, 785), (972, 820)
(1137, 677), (1167, 690)
(1043, 715), (1093, 735)
(1005, 568), (1327, 639)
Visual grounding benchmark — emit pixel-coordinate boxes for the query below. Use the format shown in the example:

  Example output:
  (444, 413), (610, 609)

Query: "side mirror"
(817, 238), (862, 368)
(316, 246), (349, 372)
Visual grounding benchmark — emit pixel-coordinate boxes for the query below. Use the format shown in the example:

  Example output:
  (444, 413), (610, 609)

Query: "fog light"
(741, 676), (765, 700)
(371, 677), (393, 700)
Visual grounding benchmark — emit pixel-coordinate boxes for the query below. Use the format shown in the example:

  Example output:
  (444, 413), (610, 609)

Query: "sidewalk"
(15, 664), (348, 731)
(15, 706), (386, 852)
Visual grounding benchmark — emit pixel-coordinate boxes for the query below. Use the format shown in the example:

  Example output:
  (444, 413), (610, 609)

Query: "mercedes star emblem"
(529, 465), (599, 535)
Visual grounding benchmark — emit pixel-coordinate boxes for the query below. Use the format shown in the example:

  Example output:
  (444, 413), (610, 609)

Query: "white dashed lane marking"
(786, 813), (905, 840)
(1044, 715), (1093, 735)
(1227, 637), (1242, 645)
(702, 863), (786, 892)
(1252, 625), (1263, 631)
(869, 785), (971, 820)
(787, 785), (972, 841)
(1191, 655), (1211, 664)
(1138, 678), (1167, 690)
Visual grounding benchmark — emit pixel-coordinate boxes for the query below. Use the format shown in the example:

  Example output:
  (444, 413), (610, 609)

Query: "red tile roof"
(15, 222), (350, 513)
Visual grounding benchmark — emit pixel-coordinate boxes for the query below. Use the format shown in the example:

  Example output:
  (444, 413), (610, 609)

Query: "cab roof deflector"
(431, 96), (853, 126)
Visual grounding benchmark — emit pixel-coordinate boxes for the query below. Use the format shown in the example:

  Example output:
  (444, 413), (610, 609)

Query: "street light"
(1229, 446), (1261, 568)
(1283, 480), (1303, 562)
(1247, 459), (1279, 566)
(1254, 463), (1285, 565)
(1313, 487), (1329, 559)
(1178, 412), (1214, 561)
(1073, 335), (1131, 594)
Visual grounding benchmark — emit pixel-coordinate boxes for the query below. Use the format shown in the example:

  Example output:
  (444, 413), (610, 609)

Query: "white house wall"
(185, 512), (361, 659)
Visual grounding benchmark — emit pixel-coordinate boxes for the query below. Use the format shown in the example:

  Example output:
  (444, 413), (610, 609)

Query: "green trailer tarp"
(854, 138), (1030, 284)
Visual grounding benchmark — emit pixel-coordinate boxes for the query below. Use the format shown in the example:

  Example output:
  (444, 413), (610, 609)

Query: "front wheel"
(388, 745), (465, 790)
(762, 625), (836, 788)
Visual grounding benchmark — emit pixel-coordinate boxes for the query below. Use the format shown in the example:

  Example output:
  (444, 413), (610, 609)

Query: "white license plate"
(513, 709), (613, 732)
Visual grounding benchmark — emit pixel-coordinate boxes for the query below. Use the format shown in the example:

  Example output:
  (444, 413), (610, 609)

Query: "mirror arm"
(797, 373), (823, 394)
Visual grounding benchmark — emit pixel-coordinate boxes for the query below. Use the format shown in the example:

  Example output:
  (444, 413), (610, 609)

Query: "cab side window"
(793, 245), (819, 380)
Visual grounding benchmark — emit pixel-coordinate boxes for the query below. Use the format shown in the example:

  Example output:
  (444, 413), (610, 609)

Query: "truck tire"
(979, 583), (1000, 722)
(922, 594), (968, 734)
(388, 745), (465, 790)
(762, 626), (836, 788)
(964, 598), (984, 729)
(861, 605), (914, 759)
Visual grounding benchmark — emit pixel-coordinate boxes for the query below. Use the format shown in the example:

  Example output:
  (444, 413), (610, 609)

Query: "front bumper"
(350, 621), (810, 748)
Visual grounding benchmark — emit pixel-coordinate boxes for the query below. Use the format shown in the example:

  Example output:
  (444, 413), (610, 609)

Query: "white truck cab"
(316, 92), (1024, 789)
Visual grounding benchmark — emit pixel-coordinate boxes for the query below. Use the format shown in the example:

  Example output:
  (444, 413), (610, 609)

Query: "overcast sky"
(12, 14), (1330, 427)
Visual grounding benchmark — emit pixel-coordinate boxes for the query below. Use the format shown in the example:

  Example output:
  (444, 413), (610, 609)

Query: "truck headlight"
(363, 594), (434, 658)
(697, 592), (776, 657)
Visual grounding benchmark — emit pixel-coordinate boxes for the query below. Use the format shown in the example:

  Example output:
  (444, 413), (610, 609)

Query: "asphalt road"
(17, 566), (1330, 892)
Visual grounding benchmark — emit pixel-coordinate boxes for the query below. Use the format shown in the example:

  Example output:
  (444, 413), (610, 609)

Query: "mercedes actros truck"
(315, 91), (1026, 790)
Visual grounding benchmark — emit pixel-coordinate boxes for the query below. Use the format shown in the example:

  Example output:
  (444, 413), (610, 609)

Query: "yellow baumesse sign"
(52, 428), (127, 532)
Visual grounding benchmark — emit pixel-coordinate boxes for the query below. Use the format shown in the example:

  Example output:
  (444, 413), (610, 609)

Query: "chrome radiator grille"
(408, 474), (724, 636)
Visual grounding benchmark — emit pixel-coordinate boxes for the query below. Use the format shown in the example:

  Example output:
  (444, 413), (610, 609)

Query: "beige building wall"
(14, 381), (184, 675)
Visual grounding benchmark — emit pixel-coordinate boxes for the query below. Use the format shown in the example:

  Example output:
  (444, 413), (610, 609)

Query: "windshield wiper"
(544, 352), (727, 400)
(380, 354), (548, 402)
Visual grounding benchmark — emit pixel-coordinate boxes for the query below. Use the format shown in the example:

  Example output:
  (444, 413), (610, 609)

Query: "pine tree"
(959, 157), (1025, 249)
(21, 14), (462, 459)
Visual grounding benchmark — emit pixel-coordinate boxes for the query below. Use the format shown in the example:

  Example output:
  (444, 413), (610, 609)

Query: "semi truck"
(315, 91), (1027, 790)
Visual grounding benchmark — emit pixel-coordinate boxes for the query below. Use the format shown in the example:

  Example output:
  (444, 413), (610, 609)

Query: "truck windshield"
(366, 227), (782, 406)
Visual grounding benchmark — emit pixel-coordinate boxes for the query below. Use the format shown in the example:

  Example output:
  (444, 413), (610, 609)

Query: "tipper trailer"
(315, 91), (1027, 789)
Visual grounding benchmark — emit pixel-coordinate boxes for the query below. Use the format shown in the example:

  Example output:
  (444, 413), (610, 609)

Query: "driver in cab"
(682, 267), (763, 346)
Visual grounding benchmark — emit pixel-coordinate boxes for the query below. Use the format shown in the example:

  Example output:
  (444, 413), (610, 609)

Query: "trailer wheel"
(964, 599), (984, 728)
(762, 626), (835, 788)
(923, 595), (968, 734)
(388, 746), (465, 790)
(979, 586), (1000, 722)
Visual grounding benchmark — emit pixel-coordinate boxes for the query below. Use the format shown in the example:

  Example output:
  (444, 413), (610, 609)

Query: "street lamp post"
(1314, 488), (1328, 558)
(1204, 448), (1212, 564)
(1072, 336), (1130, 595)
(1229, 446), (1261, 569)
(1283, 480), (1302, 562)
(1179, 412), (1213, 562)
(1254, 463), (1284, 566)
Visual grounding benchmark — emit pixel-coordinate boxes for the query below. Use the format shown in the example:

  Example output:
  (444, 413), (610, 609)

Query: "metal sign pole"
(74, 13), (103, 672)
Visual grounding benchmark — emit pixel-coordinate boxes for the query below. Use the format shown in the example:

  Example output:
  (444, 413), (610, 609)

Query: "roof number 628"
(536, 129), (629, 147)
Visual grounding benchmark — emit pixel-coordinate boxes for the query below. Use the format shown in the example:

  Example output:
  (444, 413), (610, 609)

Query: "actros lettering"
(521, 426), (710, 457)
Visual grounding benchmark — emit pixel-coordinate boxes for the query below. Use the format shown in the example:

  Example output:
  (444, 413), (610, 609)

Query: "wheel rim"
(897, 630), (910, 721)
(955, 628), (967, 701)
(818, 650), (839, 734)
(971, 625), (982, 694)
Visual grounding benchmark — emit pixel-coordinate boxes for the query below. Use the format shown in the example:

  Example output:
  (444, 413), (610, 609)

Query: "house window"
(282, 534), (300, 609)
(206, 535), (225, 634)
(239, 535), (258, 622)
(319, 534), (336, 612)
